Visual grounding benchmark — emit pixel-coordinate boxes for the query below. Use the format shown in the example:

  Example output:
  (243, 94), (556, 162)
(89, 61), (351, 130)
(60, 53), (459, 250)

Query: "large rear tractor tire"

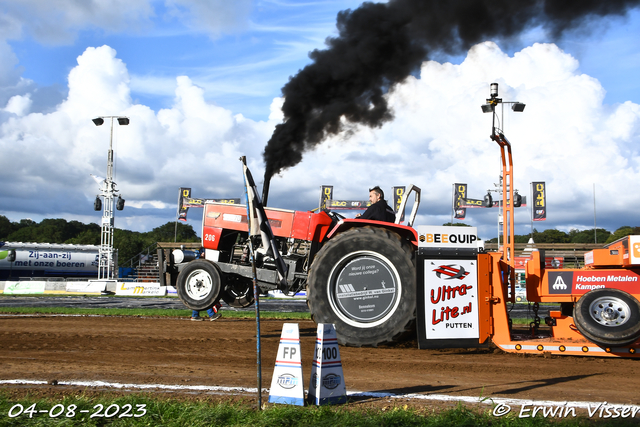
(176, 260), (222, 311)
(574, 288), (640, 347)
(307, 227), (416, 347)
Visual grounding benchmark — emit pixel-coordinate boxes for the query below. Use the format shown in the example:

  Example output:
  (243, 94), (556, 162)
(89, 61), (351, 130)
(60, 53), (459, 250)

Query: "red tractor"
(164, 186), (422, 347)
(162, 81), (640, 354)
(162, 178), (640, 355)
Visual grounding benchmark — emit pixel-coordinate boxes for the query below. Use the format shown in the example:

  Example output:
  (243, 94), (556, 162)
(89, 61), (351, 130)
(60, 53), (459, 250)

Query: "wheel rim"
(327, 251), (401, 328)
(185, 269), (214, 301)
(588, 296), (631, 327)
(224, 279), (254, 305)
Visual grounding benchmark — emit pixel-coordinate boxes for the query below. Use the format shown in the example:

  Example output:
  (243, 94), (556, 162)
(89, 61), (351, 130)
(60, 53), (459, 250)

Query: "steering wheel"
(323, 209), (345, 221)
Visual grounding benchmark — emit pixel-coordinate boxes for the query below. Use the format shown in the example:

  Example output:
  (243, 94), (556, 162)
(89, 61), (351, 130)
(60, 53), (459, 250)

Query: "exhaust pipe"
(261, 173), (271, 207)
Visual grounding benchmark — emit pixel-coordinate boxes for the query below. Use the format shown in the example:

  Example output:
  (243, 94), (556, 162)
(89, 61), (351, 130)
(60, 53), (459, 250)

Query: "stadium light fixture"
(490, 83), (499, 98)
(92, 116), (129, 280)
(480, 83), (526, 251)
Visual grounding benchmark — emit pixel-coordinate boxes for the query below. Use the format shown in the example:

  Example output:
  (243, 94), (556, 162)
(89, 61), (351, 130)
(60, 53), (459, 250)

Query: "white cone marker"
(308, 323), (347, 405)
(268, 323), (305, 405)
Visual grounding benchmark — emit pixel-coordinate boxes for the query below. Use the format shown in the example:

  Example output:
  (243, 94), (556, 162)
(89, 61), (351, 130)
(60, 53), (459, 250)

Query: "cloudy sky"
(1, 0), (639, 241)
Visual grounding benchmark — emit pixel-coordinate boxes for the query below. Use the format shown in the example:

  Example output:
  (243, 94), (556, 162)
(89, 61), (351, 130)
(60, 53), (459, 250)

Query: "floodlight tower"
(480, 83), (525, 264)
(92, 116), (128, 280)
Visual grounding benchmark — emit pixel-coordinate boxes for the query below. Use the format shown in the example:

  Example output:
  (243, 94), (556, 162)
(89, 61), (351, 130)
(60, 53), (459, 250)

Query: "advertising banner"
(417, 225), (479, 249)
(66, 281), (106, 293)
(182, 197), (241, 208)
(319, 186), (333, 210)
(116, 282), (166, 296)
(453, 183), (467, 219)
(177, 187), (191, 222)
(327, 200), (370, 210)
(532, 182), (546, 221)
(423, 259), (480, 339)
(177, 188), (241, 222)
(547, 271), (640, 295)
(0, 246), (99, 274)
(460, 197), (483, 208)
(3, 281), (46, 294)
(393, 186), (405, 222)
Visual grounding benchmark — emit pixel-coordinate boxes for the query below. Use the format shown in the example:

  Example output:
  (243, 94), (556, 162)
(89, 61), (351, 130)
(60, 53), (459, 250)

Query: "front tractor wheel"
(307, 227), (416, 347)
(574, 288), (640, 347)
(176, 260), (222, 311)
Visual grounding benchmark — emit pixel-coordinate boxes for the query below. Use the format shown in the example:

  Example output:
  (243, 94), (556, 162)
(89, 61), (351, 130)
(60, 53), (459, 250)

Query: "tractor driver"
(355, 186), (395, 222)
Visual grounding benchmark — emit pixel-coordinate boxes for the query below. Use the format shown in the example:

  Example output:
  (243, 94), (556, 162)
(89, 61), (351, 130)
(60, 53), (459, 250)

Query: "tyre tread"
(307, 226), (416, 347)
(574, 288), (640, 346)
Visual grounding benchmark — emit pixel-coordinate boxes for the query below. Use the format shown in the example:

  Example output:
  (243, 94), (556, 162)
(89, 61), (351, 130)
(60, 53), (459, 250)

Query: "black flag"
(177, 187), (191, 222)
(454, 183), (467, 220)
(242, 159), (289, 292)
(532, 182), (547, 221)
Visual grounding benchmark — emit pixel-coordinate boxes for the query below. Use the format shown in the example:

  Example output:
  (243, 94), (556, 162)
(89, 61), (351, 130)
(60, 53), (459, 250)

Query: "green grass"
(2, 392), (633, 427)
(0, 306), (311, 320)
(0, 297), (553, 323)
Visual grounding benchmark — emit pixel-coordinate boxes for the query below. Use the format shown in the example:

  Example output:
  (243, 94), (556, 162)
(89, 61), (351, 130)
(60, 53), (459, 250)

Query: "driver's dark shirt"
(359, 200), (395, 222)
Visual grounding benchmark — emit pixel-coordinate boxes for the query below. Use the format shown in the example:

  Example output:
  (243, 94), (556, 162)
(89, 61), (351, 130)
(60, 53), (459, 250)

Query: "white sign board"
(66, 281), (106, 293)
(423, 258), (480, 339)
(2, 281), (46, 294)
(116, 282), (166, 296)
(416, 225), (479, 248)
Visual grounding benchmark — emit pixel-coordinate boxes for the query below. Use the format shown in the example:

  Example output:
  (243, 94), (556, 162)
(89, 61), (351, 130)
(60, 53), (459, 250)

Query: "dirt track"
(1, 314), (640, 406)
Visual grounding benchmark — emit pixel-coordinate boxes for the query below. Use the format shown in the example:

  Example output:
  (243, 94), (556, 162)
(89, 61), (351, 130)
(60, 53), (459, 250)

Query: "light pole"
(481, 83), (525, 264)
(93, 116), (128, 280)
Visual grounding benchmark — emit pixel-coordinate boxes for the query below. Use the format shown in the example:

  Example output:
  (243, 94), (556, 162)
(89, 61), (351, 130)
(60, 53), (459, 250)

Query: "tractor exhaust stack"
(262, 174), (271, 207)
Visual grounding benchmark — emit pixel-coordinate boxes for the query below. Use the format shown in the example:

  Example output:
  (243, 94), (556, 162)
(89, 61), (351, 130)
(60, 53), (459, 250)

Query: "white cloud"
(63, 46), (132, 115)
(0, 45), (278, 232)
(3, 94), (31, 116)
(1, 41), (638, 240)
(0, 0), (155, 44)
(265, 41), (640, 238)
(164, 0), (253, 38)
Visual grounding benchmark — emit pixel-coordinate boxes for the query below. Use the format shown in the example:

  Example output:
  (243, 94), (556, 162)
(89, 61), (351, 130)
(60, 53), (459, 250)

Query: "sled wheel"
(574, 288), (640, 346)
(221, 278), (255, 308)
(307, 226), (416, 347)
(176, 259), (221, 311)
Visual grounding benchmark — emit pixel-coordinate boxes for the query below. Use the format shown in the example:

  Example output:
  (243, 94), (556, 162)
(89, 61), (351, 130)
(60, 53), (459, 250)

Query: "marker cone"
(308, 323), (347, 405)
(268, 323), (305, 405)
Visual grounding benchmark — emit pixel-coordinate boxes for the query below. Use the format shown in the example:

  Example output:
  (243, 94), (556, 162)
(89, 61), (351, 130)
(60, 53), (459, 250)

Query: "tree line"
(439, 222), (638, 244)
(0, 216), (199, 267)
(2, 216), (638, 264)
(486, 226), (640, 244)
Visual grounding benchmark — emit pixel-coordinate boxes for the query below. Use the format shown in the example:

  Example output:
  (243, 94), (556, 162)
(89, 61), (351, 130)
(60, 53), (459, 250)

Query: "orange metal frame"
(490, 133), (516, 305)
(484, 133), (640, 358)
(486, 251), (640, 357)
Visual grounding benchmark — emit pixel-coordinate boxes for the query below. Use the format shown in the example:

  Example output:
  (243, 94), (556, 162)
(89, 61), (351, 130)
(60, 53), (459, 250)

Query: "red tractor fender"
(326, 218), (419, 248)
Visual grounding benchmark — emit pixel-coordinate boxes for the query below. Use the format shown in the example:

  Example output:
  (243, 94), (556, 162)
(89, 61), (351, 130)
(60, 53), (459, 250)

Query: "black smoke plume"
(263, 0), (640, 180)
